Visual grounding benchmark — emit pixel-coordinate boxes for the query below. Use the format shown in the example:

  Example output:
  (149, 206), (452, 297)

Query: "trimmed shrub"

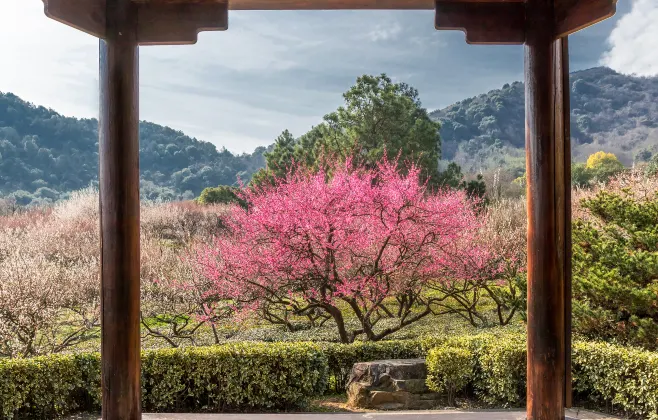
(0, 353), (100, 419)
(426, 346), (474, 406)
(438, 331), (526, 406)
(141, 342), (327, 412)
(426, 332), (658, 416)
(474, 333), (526, 406)
(573, 341), (658, 419)
(0, 342), (326, 419)
(1, 334), (657, 419)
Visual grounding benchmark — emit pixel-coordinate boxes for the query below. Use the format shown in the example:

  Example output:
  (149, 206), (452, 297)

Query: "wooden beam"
(42, 0), (106, 38)
(525, 0), (566, 418)
(228, 0), (435, 10)
(137, 2), (228, 45)
(99, 0), (141, 419)
(41, 0), (615, 45)
(435, 1), (525, 44)
(555, 0), (616, 38)
(225, 0), (524, 10)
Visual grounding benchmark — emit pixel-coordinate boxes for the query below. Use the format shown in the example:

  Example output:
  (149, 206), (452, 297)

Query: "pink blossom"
(192, 158), (498, 342)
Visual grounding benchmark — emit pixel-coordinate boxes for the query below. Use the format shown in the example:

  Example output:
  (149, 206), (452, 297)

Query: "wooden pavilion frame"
(40, 0), (616, 419)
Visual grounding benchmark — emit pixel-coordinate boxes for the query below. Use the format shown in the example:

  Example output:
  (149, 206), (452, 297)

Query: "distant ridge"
(0, 91), (268, 204)
(1, 66), (656, 204)
(430, 66), (658, 174)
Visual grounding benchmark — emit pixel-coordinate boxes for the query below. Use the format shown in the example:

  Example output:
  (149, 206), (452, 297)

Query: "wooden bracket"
(137, 2), (228, 45)
(42, 0), (228, 45)
(434, 1), (525, 45)
(42, 0), (615, 46)
(555, 0), (616, 38)
(43, 0), (106, 38)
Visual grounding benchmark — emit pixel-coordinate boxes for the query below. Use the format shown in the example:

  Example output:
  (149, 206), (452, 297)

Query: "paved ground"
(68, 408), (618, 419)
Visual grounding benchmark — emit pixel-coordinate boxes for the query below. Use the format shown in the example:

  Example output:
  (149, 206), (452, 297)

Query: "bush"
(438, 331), (526, 406)
(141, 342), (327, 412)
(573, 341), (658, 419)
(426, 346), (474, 406)
(572, 171), (658, 350)
(2, 334), (657, 419)
(0, 342), (326, 419)
(196, 185), (246, 208)
(473, 333), (526, 405)
(0, 353), (100, 419)
(426, 332), (658, 417)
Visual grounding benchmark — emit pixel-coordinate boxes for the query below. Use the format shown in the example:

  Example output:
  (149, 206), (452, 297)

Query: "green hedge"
(426, 346), (474, 406)
(0, 342), (326, 419)
(427, 332), (658, 418)
(0, 353), (100, 419)
(317, 330), (521, 394)
(2, 334), (657, 419)
(426, 332), (526, 406)
(573, 341), (658, 420)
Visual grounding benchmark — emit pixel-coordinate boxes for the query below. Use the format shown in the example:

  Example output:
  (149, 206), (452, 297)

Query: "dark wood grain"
(555, 0), (616, 38)
(552, 35), (573, 411)
(434, 1), (525, 44)
(135, 0), (435, 9)
(525, 0), (566, 418)
(137, 2), (228, 45)
(222, 0), (523, 9)
(41, 0), (614, 28)
(557, 36), (573, 410)
(228, 0), (434, 9)
(42, 0), (106, 38)
(99, 0), (141, 419)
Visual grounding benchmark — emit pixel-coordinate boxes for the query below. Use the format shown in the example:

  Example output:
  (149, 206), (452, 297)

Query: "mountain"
(0, 92), (268, 205)
(2, 67), (657, 204)
(431, 67), (658, 174)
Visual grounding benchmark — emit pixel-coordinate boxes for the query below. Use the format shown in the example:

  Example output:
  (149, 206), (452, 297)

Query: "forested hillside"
(433, 67), (658, 174)
(0, 92), (267, 204)
(1, 67), (657, 204)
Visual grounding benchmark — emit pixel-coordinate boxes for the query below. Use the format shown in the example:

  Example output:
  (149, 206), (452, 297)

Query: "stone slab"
(346, 359), (442, 410)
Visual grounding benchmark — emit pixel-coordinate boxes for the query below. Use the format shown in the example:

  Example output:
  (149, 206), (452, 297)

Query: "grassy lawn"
(57, 292), (524, 354)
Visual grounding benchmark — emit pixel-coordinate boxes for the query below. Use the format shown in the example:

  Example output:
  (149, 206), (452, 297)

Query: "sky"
(0, 0), (655, 154)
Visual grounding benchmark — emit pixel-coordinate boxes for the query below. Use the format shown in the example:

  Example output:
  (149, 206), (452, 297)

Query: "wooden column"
(558, 37), (573, 410)
(525, 0), (568, 418)
(99, 0), (141, 419)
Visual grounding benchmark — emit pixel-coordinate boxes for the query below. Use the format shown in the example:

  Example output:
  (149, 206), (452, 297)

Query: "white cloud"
(0, 1), (99, 118)
(367, 22), (402, 42)
(600, 0), (658, 76)
(0, 1), (315, 152)
(0, 3), (584, 156)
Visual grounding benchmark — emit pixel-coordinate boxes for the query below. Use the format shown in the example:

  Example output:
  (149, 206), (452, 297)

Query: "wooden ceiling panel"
(131, 0), (522, 10)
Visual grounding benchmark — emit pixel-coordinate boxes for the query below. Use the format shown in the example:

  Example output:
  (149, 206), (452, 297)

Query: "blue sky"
(0, 0), (655, 154)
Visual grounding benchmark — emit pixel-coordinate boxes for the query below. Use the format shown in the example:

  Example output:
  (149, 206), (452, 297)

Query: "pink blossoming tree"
(194, 159), (501, 343)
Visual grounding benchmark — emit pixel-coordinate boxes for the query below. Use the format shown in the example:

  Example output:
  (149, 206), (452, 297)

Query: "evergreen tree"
(251, 74), (442, 188)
